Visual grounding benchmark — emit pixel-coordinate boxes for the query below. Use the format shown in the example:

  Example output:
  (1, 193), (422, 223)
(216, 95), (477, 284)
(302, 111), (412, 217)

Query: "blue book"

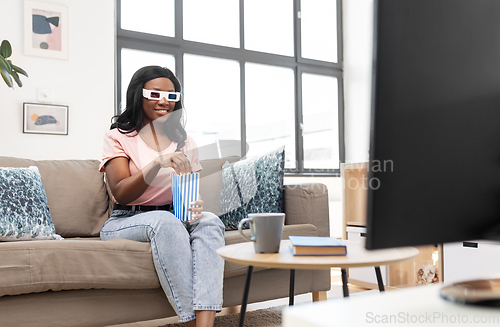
(289, 236), (347, 256)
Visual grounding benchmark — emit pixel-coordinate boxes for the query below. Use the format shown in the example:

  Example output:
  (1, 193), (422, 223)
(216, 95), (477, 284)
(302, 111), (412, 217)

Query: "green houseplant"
(0, 40), (28, 88)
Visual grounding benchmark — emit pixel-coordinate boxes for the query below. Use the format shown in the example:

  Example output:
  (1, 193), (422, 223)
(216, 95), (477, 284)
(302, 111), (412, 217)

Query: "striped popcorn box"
(171, 172), (200, 222)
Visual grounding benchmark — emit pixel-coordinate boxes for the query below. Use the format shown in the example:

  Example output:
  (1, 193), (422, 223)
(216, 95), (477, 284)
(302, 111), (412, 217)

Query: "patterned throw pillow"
(219, 146), (285, 230)
(0, 166), (62, 241)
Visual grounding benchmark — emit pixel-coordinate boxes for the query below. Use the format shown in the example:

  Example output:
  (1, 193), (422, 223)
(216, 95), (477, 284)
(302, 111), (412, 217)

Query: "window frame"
(116, 0), (344, 176)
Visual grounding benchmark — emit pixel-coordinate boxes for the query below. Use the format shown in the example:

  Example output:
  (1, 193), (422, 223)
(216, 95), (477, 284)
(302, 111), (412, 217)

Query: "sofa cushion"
(0, 238), (159, 297)
(0, 166), (62, 241)
(218, 146), (285, 230)
(0, 157), (111, 238)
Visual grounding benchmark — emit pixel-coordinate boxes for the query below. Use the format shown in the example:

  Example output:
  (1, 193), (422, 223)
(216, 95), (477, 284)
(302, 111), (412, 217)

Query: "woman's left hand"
(188, 200), (203, 220)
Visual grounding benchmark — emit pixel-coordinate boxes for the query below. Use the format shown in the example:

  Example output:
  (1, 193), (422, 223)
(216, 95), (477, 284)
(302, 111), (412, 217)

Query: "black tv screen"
(366, 0), (500, 250)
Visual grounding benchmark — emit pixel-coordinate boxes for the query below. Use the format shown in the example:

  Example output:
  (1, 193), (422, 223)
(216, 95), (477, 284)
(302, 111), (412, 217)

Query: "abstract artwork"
(23, 103), (68, 135)
(24, 1), (68, 59)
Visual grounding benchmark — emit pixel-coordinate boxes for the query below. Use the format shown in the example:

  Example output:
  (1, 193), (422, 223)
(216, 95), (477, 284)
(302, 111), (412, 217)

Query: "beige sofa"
(0, 156), (331, 327)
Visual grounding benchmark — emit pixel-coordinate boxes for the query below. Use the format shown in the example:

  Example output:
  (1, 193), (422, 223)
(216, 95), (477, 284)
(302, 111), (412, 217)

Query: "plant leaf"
(0, 40), (12, 59)
(1, 59), (12, 72)
(0, 69), (13, 88)
(12, 64), (28, 77)
(0, 56), (9, 72)
(11, 71), (22, 87)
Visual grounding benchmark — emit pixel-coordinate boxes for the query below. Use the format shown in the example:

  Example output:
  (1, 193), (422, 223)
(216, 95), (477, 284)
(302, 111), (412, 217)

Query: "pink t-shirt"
(99, 128), (202, 206)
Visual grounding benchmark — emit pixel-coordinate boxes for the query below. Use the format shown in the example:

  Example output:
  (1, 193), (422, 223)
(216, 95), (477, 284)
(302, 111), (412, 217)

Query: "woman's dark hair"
(111, 65), (187, 149)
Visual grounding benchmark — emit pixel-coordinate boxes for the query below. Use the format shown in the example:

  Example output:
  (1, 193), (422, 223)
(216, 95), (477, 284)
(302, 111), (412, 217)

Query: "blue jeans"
(100, 210), (225, 323)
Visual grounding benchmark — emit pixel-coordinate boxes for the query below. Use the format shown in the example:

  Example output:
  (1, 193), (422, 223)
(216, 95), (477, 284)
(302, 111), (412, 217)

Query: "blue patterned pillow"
(0, 166), (62, 241)
(219, 146), (285, 230)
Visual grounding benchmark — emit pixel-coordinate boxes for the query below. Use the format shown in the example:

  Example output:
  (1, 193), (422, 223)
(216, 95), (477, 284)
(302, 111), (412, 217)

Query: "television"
(365, 0), (500, 305)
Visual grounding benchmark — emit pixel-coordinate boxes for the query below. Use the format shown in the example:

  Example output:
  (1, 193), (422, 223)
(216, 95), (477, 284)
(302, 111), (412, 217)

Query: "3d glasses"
(142, 89), (181, 102)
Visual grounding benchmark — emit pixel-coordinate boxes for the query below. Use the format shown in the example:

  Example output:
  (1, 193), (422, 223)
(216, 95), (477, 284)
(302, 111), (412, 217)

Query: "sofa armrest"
(283, 183), (330, 237)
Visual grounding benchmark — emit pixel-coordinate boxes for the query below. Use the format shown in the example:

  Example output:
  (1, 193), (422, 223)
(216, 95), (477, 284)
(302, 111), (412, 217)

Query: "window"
(245, 63), (296, 168)
(244, 0), (294, 56)
(183, 54), (241, 148)
(117, 0), (344, 175)
(300, 0), (338, 62)
(120, 0), (175, 37)
(183, 0), (239, 48)
(302, 73), (339, 170)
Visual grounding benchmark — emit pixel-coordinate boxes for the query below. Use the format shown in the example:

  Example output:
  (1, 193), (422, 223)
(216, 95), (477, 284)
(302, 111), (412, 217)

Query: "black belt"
(113, 203), (174, 212)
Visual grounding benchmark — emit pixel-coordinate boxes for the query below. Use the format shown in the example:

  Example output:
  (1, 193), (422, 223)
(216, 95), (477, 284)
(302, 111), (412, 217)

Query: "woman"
(99, 66), (225, 327)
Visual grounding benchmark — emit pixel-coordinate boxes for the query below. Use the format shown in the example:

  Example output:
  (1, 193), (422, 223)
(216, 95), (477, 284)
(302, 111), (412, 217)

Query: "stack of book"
(289, 236), (347, 256)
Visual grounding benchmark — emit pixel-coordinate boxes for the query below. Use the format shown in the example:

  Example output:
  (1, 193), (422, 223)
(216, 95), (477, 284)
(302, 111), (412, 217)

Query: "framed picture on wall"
(24, 0), (69, 60)
(23, 103), (68, 135)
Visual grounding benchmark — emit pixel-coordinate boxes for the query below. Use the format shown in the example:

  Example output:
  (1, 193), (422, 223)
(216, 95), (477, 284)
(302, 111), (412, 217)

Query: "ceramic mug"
(238, 213), (285, 253)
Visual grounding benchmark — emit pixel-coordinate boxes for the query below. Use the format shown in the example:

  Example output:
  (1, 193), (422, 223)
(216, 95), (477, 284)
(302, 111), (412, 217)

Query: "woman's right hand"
(105, 151), (193, 205)
(158, 151), (192, 174)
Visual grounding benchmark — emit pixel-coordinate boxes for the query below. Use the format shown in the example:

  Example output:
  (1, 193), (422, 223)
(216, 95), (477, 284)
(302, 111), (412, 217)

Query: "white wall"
(343, 0), (374, 163)
(0, 0), (115, 160)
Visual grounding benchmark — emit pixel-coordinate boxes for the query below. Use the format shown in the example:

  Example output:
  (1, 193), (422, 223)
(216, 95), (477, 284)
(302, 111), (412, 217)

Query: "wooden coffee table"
(217, 239), (419, 327)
